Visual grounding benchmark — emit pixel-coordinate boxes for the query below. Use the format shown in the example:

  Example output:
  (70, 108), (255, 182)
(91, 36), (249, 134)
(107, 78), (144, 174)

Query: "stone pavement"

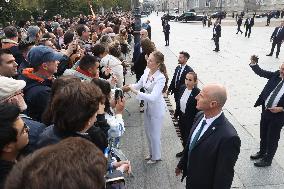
(120, 13), (284, 189)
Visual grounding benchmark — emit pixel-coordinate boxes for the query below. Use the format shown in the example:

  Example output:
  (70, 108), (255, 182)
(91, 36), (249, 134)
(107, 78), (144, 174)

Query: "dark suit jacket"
(270, 27), (284, 43)
(132, 42), (141, 63)
(214, 24), (221, 38)
(163, 24), (170, 34)
(175, 86), (200, 128)
(244, 18), (254, 28)
(250, 64), (284, 120)
(177, 113), (241, 189)
(237, 18), (242, 26)
(168, 65), (194, 95)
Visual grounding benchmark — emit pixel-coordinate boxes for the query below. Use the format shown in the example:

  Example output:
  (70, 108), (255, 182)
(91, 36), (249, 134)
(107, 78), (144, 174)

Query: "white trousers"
(144, 110), (164, 160)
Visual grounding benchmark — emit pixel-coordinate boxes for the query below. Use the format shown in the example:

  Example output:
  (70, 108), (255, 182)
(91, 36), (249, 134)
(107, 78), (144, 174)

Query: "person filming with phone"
(249, 55), (284, 167)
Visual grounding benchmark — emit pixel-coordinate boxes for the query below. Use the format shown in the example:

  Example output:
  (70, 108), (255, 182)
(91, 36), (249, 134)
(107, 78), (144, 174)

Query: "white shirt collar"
(203, 111), (223, 126)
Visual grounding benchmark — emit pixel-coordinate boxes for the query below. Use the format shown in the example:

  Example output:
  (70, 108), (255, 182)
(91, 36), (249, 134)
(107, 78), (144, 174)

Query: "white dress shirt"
(265, 79), (284, 108)
(180, 89), (192, 113)
(190, 111), (223, 144)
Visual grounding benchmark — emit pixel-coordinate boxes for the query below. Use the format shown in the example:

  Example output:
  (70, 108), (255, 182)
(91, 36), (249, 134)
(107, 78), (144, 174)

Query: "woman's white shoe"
(146, 159), (157, 164)
(144, 155), (152, 160)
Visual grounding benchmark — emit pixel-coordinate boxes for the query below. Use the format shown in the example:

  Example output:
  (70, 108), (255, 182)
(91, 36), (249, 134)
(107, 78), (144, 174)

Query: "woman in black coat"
(175, 72), (200, 157)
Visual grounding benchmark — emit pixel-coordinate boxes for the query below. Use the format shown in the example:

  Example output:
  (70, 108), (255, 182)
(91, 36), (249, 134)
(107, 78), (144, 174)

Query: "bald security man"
(175, 84), (241, 189)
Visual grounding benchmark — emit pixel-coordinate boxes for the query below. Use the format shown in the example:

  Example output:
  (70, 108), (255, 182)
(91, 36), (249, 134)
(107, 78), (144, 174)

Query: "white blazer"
(131, 68), (167, 117)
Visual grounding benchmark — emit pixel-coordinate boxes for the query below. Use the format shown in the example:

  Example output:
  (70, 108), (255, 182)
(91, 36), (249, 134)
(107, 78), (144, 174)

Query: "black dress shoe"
(266, 54), (273, 56)
(176, 151), (184, 157)
(254, 159), (272, 167)
(250, 152), (264, 160)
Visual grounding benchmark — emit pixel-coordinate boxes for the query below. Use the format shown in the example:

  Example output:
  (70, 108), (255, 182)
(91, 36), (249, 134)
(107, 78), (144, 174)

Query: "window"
(205, 1), (210, 7)
(234, 0), (238, 5)
(194, 0), (199, 7)
(260, 0), (265, 5)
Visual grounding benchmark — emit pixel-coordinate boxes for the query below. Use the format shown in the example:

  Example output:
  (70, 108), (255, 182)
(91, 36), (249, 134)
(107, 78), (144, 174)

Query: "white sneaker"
(145, 155), (151, 160)
(147, 159), (157, 164)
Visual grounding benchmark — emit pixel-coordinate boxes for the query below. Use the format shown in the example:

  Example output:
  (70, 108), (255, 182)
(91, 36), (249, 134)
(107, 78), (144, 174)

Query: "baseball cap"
(27, 26), (40, 42)
(27, 45), (63, 68)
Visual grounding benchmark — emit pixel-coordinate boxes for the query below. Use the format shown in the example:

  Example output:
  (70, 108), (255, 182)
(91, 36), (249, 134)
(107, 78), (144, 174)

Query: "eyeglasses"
(20, 123), (29, 135)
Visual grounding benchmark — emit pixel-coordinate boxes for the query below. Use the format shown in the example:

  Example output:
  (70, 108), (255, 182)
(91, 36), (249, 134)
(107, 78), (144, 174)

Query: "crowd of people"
(0, 7), (284, 189)
(0, 11), (157, 189)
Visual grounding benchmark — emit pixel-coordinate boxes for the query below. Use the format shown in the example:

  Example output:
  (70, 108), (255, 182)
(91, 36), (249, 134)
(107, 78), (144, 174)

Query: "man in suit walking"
(244, 16), (254, 38)
(168, 51), (194, 112)
(175, 84), (241, 189)
(249, 56), (284, 167)
(266, 21), (284, 58)
(213, 19), (221, 52)
(163, 20), (170, 46)
(236, 16), (243, 34)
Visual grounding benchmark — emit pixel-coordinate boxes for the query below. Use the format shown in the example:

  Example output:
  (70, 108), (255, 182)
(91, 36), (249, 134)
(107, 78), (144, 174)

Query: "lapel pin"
(212, 127), (216, 130)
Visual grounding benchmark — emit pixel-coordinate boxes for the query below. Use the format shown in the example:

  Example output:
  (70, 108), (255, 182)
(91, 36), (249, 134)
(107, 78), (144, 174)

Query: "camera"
(115, 89), (124, 100)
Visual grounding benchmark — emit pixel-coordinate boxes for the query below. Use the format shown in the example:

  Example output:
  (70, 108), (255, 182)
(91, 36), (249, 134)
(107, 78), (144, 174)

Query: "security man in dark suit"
(175, 84), (241, 189)
(163, 20), (170, 46)
(244, 16), (254, 38)
(213, 19), (221, 52)
(168, 51), (194, 112)
(266, 21), (284, 58)
(236, 16), (243, 34)
(249, 56), (284, 167)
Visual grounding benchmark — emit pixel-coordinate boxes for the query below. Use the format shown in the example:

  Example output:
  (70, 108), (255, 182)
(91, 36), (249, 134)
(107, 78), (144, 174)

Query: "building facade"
(156, 0), (284, 13)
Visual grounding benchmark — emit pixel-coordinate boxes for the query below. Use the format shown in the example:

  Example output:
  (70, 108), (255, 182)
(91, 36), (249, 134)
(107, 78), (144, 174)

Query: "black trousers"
(245, 27), (251, 37)
(214, 36), (220, 51)
(164, 33), (169, 45)
(236, 25), (243, 33)
(270, 40), (282, 56)
(259, 111), (284, 161)
(178, 114), (193, 147)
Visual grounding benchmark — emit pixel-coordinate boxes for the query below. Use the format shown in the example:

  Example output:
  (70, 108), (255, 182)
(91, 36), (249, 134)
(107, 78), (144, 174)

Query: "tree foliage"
(0, 0), (132, 26)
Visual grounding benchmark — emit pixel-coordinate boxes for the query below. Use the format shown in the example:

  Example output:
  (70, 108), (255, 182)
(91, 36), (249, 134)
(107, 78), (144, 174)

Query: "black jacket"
(270, 27), (284, 43)
(250, 64), (284, 119)
(168, 65), (194, 95)
(134, 51), (147, 78)
(0, 160), (15, 189)
(244, 18), (254, 28)
(237, 18), (242, 26)
(214, 24), (221, 38)
(177, 113), (241, 189)
(175, 86), (200, 124)
(18, 71), (52, 122)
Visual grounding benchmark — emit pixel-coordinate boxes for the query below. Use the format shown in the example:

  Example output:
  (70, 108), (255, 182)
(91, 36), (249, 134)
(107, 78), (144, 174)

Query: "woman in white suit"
(123, 51), (168, 164)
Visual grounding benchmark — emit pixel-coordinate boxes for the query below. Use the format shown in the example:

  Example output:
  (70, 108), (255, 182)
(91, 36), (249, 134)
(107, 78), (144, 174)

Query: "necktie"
(175, 66), (182, 87)
(266, 80), (284, 109)
(188, 120), (207, 153)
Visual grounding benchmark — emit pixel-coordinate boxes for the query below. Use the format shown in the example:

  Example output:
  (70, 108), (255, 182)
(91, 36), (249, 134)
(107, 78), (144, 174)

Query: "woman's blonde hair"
(151, 50), (168, 93)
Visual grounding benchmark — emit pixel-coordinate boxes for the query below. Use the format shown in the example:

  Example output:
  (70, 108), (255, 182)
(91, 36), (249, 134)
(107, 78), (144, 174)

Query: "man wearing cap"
(18, 45), (62, 122)
(27, 26), (42, 44)
(2, 26), (24, 65)
(0, 76), (45, 155)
